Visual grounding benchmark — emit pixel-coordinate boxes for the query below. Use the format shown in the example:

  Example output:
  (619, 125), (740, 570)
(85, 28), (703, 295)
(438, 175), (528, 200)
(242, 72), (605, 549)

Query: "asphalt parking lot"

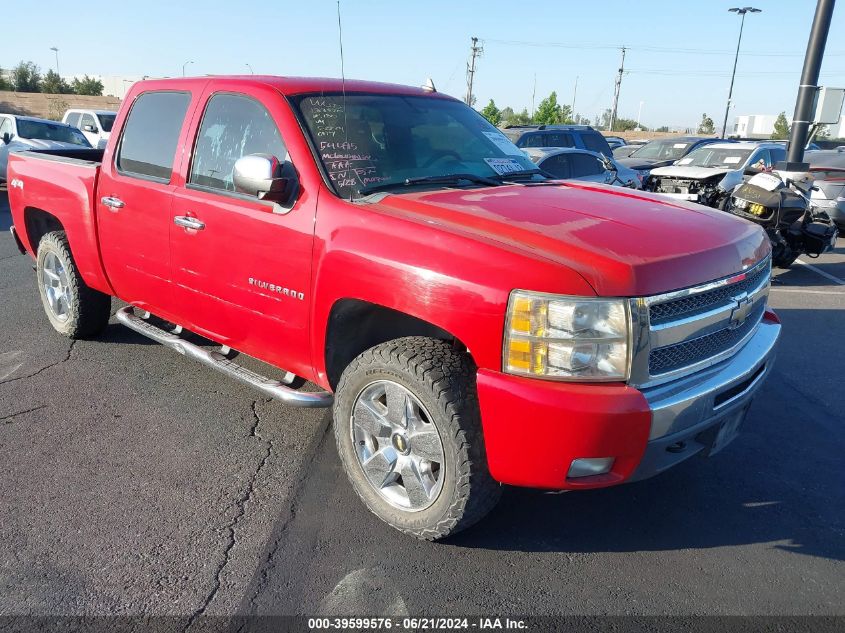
(0, 189), (843, 623)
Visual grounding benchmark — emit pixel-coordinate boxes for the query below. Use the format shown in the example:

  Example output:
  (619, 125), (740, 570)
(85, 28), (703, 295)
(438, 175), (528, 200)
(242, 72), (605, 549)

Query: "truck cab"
(6, 76), (780, 540)
(62, 109), (117, 149)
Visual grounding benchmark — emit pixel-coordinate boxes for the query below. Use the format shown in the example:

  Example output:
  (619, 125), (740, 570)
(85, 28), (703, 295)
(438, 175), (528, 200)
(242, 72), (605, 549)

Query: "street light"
(182, 60), (194, 77)
(49, 47), (60, 76)
(245, 63), (254, 74)
(636, 101), (645, 130)
(721, 7), (761, 138)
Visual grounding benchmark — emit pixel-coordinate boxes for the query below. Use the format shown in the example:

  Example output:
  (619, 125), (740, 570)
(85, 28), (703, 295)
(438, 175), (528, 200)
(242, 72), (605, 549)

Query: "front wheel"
(333, 337), (501, 540)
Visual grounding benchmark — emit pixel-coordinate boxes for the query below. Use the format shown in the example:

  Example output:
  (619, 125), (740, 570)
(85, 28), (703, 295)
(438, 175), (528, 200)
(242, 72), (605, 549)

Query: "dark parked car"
(617, 136), (724, 176)
(604, 135), (627, 150)
(501, 124), (613, 158)
(806, 149), (845, 230)
(524, 147), (642, 188)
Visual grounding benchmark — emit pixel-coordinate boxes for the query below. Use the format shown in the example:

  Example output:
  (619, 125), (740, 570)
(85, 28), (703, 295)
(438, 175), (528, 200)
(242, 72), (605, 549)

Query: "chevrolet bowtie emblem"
(729, 293), (753, 329)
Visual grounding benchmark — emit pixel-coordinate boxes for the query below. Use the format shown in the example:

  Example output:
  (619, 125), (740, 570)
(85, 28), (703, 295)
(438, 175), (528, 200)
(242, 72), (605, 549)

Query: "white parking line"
(794, 259), (845, 286)
(770, 287), (845, 295)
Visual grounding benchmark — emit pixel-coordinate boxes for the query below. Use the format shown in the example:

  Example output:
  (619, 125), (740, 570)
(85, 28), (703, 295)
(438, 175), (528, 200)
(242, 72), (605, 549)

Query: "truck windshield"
(676, 147), (752, 169)
(98, 114), (116, 132)
(17, 120), (91, 146)
(631, 139), (692, 160)
(293, 93), (539, 198)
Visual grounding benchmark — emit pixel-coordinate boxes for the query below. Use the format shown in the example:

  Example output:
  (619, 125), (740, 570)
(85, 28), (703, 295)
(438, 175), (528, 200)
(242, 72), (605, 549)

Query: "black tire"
(333, 337), (501, 540)
(773, 253), (799, 269)
(36, 231), (111, 338)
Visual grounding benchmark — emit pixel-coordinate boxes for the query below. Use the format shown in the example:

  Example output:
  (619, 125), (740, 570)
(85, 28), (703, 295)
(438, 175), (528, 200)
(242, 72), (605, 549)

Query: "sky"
(2, 0), (844, 130)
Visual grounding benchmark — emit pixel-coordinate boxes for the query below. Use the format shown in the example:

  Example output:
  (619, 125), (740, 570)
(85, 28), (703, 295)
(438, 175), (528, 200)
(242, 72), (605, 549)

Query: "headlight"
(503, 291), (631, 381)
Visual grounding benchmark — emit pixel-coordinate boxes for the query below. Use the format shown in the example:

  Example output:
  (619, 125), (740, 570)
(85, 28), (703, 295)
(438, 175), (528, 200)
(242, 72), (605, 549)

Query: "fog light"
(568, 457), (615, 478)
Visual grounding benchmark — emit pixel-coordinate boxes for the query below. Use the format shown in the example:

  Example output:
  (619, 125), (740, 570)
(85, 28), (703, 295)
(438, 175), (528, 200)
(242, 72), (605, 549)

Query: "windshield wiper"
(359, 173), (500, 197)
(493, 168), (555, 183)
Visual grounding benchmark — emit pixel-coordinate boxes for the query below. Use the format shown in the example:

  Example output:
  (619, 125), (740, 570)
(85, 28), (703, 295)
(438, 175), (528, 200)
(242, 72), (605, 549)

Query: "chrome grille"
(629, 257), (771, 387)
(649, 303), (765, 374)
(650, 263), (770, 324)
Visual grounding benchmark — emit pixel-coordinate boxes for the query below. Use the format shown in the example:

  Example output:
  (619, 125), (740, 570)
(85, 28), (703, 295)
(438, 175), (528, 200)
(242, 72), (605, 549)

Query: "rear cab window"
(116, 91), (192, 182)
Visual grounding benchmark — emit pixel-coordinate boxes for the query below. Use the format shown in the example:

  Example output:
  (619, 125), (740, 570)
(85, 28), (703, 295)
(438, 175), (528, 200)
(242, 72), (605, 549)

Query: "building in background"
(734, 113), (845, 139)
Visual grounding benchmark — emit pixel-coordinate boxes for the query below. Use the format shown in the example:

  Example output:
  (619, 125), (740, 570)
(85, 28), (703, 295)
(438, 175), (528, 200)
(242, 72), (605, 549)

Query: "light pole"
(245, 63), (254, 74)
(721, 7), (761, 138)
(182, 60), (194, 77)
(636, 101), (644, 130)
(49, 47), (60, 76)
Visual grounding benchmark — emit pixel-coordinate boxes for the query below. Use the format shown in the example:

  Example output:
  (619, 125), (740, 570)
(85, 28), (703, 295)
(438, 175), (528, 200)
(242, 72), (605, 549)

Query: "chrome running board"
(115, 306), (332, 408)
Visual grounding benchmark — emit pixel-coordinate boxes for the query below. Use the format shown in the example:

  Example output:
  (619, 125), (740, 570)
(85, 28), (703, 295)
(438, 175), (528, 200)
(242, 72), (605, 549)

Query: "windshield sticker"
(483, 131), (524, 156)
(677, 158), (693, 165)
(484, 157), (525, 175)
(673, 143), (689, 149)
(723, 156), (742, 164)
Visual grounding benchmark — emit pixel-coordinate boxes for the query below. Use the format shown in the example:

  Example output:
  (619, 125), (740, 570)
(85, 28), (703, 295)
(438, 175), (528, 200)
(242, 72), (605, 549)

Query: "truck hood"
(648, 165), (733, 180)
(367, 182), (768, 297)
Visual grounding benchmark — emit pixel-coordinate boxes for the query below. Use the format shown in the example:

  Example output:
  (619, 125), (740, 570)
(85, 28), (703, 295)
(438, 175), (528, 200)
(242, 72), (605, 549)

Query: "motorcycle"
(725, 168), (838, 269)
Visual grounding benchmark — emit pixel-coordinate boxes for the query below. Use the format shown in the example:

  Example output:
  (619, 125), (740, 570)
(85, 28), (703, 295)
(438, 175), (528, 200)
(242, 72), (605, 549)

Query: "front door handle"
(174, 215), (205, 231)
(101, 196), (125, 210)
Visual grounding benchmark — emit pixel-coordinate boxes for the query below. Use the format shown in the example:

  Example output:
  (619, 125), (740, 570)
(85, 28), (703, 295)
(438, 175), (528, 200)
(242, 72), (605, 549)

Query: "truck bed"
(7, 148), (113, 295)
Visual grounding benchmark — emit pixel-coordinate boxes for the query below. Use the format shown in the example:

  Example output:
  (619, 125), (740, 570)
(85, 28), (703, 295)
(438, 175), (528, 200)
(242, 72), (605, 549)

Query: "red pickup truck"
(7, 76), (780, 539)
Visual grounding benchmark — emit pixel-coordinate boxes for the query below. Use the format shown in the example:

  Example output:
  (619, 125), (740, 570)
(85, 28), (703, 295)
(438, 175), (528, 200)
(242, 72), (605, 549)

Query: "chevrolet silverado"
(7, 76), (780, 539)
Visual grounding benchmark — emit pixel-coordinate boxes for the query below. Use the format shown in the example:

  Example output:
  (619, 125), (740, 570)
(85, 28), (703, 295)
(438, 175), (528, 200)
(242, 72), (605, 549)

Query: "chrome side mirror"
(233, 153), (299, 208)
(83, 124), (97, 133)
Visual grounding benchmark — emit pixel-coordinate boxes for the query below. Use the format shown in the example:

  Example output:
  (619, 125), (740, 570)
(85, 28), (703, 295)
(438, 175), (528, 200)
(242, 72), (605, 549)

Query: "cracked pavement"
(0, 191), (843, 623)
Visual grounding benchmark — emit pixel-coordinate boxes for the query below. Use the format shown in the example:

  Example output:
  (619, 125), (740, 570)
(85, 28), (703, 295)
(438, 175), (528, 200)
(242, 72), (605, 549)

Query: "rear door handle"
(174, 215), (205, 231)
(101, 196), (125, 210)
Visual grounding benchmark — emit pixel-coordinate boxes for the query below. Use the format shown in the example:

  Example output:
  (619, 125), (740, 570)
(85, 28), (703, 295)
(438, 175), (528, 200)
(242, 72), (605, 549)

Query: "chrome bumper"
(629, 319), (780, 481)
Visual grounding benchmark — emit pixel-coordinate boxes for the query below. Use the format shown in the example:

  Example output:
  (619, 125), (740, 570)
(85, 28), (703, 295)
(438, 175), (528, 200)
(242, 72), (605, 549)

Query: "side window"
(520, 134), (546, 148)
(117, 91), (191, 181)
(66, 112), (81, 128)
(749, 149), (771, 170)
(80, 113), (97, 131)
(770, 147), (786, 163)
(570, 153), (605, 177)
(581, 132), (612, 156)
(545, 133), (575, 148)
(540, 154), (572, 179)
(0, 117), (12, 136)
(189, 93), (287, 192)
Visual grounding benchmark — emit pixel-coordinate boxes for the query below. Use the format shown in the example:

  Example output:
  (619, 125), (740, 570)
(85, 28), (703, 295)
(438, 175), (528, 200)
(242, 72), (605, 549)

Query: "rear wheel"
(36, 231), (111, 338)
(333, 337), (501, 540)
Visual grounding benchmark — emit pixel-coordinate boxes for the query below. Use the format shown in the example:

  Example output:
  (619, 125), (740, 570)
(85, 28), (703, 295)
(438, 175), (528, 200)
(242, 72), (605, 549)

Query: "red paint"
(476, 369), (652, 488)
(6, 76), (774, 491)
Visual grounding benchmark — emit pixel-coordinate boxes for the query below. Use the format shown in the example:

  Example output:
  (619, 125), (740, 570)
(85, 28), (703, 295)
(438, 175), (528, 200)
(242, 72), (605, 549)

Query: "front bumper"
(476, 314), (781, 490)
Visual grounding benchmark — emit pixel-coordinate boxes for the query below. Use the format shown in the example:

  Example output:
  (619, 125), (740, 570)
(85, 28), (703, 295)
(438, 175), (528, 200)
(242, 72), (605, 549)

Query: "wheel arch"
(324, 298), (469, 390)
(23, 207), (65, 255)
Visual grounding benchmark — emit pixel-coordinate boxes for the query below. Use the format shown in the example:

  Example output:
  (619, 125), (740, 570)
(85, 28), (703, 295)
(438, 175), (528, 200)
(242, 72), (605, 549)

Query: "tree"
(534, 91), (572, 125)
(71, 75), (104, 96)
(613, 118), (639, 132)
(771, 112), (790, 139)
(480, 99), (502, 126)
(41, 70), (72, 94)
(11, 61), (42, 92)
(697, 113), (715, 135)
(501, 107), (532, 126)
(600, 108), (612, 130)
(655, 125), (670, 133)
(0, 67), (10, 91)
(815, 124), (830, 139)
